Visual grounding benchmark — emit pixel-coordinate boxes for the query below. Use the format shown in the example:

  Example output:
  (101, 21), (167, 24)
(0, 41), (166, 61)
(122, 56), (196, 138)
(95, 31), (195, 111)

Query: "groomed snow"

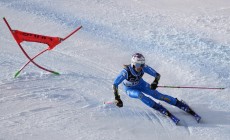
(0, 0), (229, 140)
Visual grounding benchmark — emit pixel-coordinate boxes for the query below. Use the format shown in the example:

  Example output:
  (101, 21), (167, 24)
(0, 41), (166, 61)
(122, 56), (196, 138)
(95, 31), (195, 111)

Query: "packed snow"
(0, 0), (229, 140)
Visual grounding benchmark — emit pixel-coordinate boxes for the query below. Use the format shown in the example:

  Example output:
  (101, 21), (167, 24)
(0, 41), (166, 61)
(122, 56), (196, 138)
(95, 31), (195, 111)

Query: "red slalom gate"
(3, 17), (82, 77)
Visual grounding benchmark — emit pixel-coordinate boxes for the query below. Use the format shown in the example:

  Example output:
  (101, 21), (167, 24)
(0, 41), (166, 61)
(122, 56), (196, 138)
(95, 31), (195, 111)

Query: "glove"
(115, 96), (123, 108)
(150, 81), (158, 90)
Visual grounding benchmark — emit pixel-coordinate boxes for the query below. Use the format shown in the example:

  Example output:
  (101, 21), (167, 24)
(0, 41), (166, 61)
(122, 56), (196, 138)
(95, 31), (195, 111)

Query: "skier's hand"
(150, 81), (158, 90)
(115, 96), (123, 108)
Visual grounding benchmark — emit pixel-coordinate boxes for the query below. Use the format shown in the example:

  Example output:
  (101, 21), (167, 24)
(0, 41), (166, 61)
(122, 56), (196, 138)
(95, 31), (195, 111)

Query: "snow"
(0, 0), (230, 140)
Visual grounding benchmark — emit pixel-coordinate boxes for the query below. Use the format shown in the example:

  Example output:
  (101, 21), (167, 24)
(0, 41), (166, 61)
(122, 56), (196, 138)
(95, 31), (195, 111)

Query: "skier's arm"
(113, 70), (127, 107)
(143, 65), (161, 89)
(143, 65), (161, 80)
(113, 69), (127, 92)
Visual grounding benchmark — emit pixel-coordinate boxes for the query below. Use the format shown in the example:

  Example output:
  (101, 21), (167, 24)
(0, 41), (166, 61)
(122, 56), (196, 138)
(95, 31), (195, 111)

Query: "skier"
(112, 53), (201, 124)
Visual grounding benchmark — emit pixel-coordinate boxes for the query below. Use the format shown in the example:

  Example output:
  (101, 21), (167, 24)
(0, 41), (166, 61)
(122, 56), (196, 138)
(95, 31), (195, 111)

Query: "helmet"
(131, 53), (145, 68)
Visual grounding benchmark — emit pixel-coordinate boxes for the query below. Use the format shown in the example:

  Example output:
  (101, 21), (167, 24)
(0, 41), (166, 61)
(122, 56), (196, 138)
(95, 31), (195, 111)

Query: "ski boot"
(175, 99), (201, 123)
(153, 103), (180, 125)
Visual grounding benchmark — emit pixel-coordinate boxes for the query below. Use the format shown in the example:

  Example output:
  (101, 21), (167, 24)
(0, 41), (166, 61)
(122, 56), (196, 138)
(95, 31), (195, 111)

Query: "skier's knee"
(160, 96), (177, 105)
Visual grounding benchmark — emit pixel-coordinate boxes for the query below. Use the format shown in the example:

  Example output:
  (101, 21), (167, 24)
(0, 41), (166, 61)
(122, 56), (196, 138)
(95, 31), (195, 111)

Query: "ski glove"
(150, 81), (158, 90)
(115, 96), (123, 108)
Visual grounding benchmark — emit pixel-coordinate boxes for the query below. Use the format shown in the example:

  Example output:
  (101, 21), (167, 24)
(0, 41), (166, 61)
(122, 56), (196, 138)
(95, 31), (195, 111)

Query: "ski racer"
(112, 53), (201, 123)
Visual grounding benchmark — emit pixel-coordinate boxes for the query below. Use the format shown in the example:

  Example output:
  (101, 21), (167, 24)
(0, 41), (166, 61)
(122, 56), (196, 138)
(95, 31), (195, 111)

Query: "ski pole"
(158, 85), (225, 90)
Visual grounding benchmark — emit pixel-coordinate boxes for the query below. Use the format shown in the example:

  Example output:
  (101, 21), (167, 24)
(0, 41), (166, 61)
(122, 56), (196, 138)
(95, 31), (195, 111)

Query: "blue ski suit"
(113, 65), (177, 108)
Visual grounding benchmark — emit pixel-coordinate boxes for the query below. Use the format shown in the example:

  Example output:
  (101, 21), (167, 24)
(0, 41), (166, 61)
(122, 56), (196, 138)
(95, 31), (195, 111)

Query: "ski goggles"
(134, 63), (145, 68)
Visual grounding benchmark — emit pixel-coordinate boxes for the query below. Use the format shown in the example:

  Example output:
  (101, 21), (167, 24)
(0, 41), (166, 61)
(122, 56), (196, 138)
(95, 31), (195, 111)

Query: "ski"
(166, 111), (180, 125)
(187, 107), (202, 123)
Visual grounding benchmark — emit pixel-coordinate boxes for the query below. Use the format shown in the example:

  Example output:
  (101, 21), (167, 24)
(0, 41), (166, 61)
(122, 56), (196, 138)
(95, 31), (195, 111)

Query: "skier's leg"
(140, 82), (177, 105)
(140, 81), (197, 115)
(126, 89), (172, 116)
(125, 88), (180, 124)
(126, 89), (155, 107)
(141, 82), (190, 110)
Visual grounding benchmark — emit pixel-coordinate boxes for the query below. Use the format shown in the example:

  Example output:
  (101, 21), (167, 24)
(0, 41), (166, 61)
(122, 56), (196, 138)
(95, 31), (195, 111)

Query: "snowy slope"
(0, 0), (230, 140)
